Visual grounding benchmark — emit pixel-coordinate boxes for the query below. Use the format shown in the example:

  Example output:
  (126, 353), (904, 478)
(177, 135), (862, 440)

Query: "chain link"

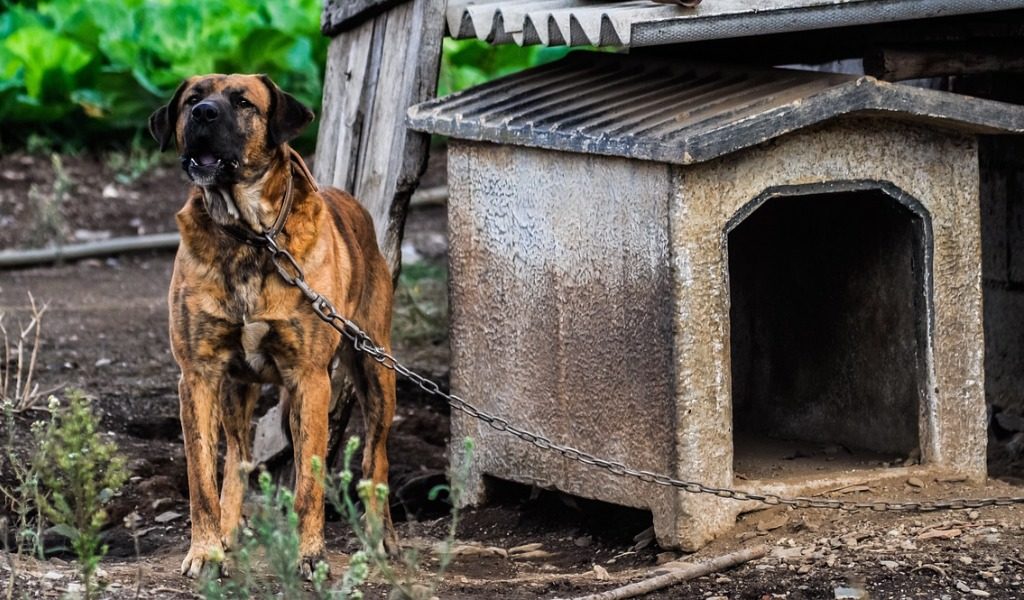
(261, 234), (1024, 513)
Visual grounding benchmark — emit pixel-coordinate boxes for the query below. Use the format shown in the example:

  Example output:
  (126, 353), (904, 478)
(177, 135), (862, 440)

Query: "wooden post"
(316, 0), (446, 274)
(253, 0), (446, 475)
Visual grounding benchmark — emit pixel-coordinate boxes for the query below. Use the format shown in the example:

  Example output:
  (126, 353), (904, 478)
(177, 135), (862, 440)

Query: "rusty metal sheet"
(408, 53), (1024, 166)
(446, 0), (1023, 47)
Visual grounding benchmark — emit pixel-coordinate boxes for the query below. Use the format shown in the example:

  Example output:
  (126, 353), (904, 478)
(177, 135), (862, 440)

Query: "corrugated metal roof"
(447, 0), (1023, 47)
(408, 52), (1024, 165)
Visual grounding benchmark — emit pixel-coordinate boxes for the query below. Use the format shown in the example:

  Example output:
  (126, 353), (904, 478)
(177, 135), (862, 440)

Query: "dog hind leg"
(355, 351), (399, 555)
(288, 370), (331, 577)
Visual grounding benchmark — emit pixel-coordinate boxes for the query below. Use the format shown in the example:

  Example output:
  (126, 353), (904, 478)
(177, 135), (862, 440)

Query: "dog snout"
(191, 101), (220, 123)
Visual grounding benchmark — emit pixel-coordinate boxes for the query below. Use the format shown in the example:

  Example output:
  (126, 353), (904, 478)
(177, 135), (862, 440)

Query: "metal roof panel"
(446, 0), (1024, 47)
(407, 53), (1024, 165)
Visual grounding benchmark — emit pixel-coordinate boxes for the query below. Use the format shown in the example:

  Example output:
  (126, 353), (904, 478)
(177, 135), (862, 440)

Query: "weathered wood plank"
(315, 0), (444, 274)
(256, 0), (444, 470)
(321, 0), (408, 36)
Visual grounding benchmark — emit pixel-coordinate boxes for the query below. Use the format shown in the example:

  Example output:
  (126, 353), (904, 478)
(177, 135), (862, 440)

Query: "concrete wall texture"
(446, 118), (988, 550)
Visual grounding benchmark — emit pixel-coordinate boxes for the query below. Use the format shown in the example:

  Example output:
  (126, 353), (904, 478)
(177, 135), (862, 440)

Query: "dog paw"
(382, 529), (401, 559)
(300, 553), (328, 581)
(181, 543), (223, 579)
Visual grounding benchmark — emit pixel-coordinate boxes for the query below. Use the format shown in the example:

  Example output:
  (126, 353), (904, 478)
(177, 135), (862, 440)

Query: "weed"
(201, 468), (306, 600)
(32, 391), (128, 600)
(200, 436), (473, 599)
(0, 292), (57, 413)
(0, 398), (43, 562)
(393, 263), (448, 346)
(105, 133), (165, 184)
(25, 154), (70, 248)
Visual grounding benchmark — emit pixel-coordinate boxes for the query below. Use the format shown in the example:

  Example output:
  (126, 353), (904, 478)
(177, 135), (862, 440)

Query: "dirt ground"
(1, 151), (1023, 599)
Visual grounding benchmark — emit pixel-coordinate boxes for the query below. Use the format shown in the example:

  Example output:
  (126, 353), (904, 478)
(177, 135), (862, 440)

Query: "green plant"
(0, 0), (327, 149)
(32, 390), (128, 600)
(26, 154), (70, 248)
(200, 436), (473, 599)
(105, 131), (166, 184)
(393, 263), (448, 346)
(201, 468), (306, 600)
(0, 398), (46, 600)
(321, 437), (474, 600)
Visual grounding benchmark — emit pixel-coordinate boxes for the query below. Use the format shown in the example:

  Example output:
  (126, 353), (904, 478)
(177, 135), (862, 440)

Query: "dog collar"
(218, 157), (296, 248)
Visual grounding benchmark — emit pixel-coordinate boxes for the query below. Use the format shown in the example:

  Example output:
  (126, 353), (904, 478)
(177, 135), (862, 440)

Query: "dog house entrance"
(728, 188), (929, 481)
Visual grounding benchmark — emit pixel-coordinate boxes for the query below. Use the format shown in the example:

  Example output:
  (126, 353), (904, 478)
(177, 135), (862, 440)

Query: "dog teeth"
(190, 158), (199, 166)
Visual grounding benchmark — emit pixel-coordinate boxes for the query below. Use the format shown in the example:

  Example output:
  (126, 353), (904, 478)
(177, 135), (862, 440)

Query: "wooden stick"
(563, 545), (767, 600)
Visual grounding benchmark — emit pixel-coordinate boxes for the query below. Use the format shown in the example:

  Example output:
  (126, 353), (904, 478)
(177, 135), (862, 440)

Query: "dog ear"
(149, 78), (191, 152)
(260, 75), (314, 147)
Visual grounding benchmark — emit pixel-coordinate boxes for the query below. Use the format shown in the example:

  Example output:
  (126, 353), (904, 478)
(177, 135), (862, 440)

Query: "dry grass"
(1, 293), (58, 412)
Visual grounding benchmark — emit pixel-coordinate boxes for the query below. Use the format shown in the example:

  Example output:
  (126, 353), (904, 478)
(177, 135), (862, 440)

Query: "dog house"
(407, 53), (1024, 550)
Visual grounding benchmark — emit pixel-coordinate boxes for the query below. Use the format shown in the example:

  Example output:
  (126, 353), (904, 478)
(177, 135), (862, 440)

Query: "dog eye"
(184, 95), (200, 106)
(236, 97), (253, 109)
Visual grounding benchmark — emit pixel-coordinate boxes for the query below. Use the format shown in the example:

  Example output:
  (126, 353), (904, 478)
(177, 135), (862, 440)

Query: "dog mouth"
(181, 149), (239, 186)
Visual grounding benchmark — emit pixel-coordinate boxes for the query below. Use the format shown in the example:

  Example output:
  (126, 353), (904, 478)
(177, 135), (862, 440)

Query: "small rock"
(102, 184), (120, 198)
(151, 497), (175, 511)
(513, 549), (555, 560)
(798, 565), (812, 574)
(970, 590), (990, 597)
(446, 544), (507, 559)
(573, 535), (592, 548)
(907, 477), (925, 488)
(957, 581), (972, 593)
(880, 560), (900, 569)
(43, 571), (63, 581)
(94, 358), (113, 367)
(509, 542), (543, 555)
(771, 546), (805, 561)
(917, 528), (961, 540)
(968, 510), (980, 520)
(592, 565), (609, 580)
(757, 513), (789, 532)
(655, 552), (678, 565)
(834, 586), (867, 599)
(959, 556), (974, 565)
(154, 510), (182, 524)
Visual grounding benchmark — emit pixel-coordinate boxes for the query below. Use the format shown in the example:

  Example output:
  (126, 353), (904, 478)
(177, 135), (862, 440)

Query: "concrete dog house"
(408, 53), (1024, 550)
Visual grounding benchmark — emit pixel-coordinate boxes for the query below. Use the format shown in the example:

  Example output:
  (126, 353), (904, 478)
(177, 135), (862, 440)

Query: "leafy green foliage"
(0, 1), (569, 150)
(0, 0), (327, 148)
(32, 391), (128, 600)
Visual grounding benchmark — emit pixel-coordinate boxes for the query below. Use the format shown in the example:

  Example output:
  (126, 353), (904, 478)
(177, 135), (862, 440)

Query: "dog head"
(149, 74), (314, 186)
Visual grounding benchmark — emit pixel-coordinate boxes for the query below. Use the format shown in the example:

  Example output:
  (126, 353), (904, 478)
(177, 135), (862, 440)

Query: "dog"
(149, 74), (398, 578)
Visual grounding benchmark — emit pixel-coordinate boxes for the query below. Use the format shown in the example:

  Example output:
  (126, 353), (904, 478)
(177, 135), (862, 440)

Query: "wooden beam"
(315, 0), (445, 275)
(321, 0), (409, 36)
(255, 0), (445, 472)
(866, 44), (1024, 81)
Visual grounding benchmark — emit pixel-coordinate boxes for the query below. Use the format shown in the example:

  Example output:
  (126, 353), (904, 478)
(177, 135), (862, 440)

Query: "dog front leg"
(288, 370), (330, 578)
(220, 382), (259, 548)
(179, 373), (224, 578)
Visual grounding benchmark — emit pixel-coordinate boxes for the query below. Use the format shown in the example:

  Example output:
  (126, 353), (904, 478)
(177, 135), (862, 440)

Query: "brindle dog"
(149, 75), (397, 578)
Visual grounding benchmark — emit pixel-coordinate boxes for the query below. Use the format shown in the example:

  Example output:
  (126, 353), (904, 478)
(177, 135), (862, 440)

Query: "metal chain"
(264, 235), (1024, 513)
